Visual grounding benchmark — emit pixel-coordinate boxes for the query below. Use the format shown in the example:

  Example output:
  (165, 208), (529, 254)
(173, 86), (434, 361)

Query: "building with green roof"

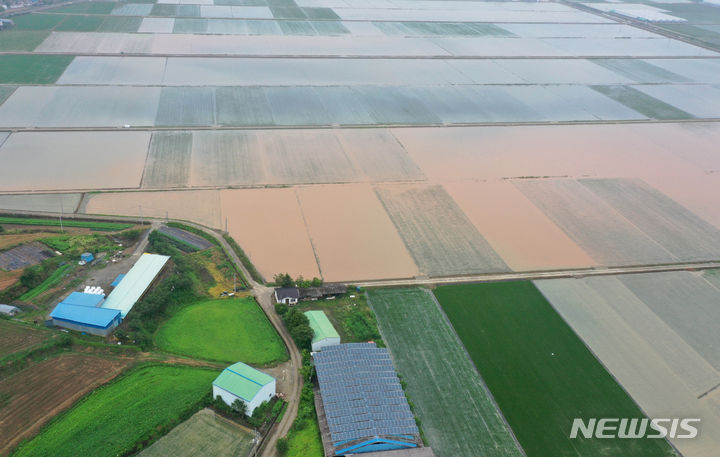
(305, 310), (341, 352)
(212, 362), (276, 416)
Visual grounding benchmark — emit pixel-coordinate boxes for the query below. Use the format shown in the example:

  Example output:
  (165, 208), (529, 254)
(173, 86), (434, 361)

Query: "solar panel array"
(314, 343), (420, 447)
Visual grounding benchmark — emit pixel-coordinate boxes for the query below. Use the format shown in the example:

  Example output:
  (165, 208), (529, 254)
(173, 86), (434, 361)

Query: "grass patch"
(10, 13), (66, 30)
(155, 298), (287, 365)
(435, 281), (678, 457)
(18, 263), (71, 302)
(0, 55), (74, 84)
(0, 216), (131, 231)
(368, 287), (521, 457)
(12, 365), (218, 457)
(41, 233), (119, 256)
(295, 292), (383, 346)
(0, 31), (50, 51)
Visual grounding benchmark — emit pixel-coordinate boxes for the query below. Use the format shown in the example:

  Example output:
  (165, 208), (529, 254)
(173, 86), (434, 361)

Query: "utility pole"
(166, 211), (168, 222)
(233, 271), (236, 293)
(139, 205), (143, 226)
(59, 201), (64, 233)
(225, 216), (228, 233)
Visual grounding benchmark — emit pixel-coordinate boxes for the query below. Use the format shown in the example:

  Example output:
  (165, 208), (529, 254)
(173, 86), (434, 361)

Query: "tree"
(275, 302), (289, 316)
(274, 273), (294, 288)
(290, 324), (314, 351)
(20, 265), (43, 289)
(295, 276), (311, 288)
(311, 277), (323, 287)
(276, 438), (289, 455)
(231, 399), (247, 417)
(284, 308), (308, 329)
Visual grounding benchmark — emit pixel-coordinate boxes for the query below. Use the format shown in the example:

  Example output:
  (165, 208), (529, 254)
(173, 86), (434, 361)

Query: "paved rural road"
(351, 261), (720, 288)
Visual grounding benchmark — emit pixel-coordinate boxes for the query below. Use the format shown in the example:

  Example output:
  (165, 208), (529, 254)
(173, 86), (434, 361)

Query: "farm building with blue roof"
(313, 343), (423, 456)
(48, 253), (169, 337)
(50, 302), (121, 337)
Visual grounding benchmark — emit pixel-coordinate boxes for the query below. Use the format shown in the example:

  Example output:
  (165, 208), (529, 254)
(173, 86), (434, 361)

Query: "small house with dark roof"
(274, 287), (299, 305)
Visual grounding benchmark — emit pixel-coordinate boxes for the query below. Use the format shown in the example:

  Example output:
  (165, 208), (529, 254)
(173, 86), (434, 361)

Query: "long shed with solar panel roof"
(313, 342), (423, 456)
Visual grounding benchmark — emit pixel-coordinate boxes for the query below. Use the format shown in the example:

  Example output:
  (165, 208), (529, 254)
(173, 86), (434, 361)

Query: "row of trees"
(275, 305), (314, 351)
(273, 273), (323, 289)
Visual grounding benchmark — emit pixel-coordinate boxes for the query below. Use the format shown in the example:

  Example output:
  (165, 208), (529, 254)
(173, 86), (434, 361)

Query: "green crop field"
(435, 282), (678, 457)
(367, 288), (522, 457)
(0, 216), (131, 231)
(46, 2), (115, 14)
(155, 298), (287, 365)
(0, 31), (50, 51)
(19, 264), (72, 302)
(0, 55), (74, 84)
(10, 13), (66, 30)
(12, 365), (218, 457)
(55, 15), (104, 32)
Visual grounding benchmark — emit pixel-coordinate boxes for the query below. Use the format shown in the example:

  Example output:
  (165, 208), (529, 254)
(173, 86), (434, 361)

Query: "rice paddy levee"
(435, 281), (678, 457)
(368, 287), (522, 457)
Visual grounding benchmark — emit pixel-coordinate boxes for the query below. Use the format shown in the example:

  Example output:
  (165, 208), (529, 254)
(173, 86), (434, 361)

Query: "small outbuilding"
(274, 287), (299, 305)
(80, 252), (94, 264)
(0, 304), (20, 316)
(305, 310), (341, 352)
(212, 362), (276, 416)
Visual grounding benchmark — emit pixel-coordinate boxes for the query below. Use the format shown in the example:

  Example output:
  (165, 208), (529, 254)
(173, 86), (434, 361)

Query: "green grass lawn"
(155, 298), (288, 365)
(0, 55), (74, 84)
(435, 282), (678, 457)
(12, 365), (218, 457)
(0, 216), (131, 231)
(368, 287), (522, 457)
(10, 13), (66, 30)
(0, 31), (50, 51)
(286, 414), (323, 457)
(19, 264), (72, 302)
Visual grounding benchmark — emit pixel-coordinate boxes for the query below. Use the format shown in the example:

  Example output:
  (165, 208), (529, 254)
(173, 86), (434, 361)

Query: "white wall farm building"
(212, 362), (276, 416)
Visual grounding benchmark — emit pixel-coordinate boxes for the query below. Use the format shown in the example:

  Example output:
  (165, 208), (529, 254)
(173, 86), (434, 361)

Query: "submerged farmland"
(1, 0), (720, 281)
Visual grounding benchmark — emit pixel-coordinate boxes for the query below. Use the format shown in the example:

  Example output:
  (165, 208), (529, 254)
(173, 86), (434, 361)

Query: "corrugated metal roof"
(111, 274), (125, 287)
(213, 362), (274, 402)
(305, 310), (340, 344)
(101, 253), (169, 318)
(50, 303), (120, 328)
(62, 292), (104, 307)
